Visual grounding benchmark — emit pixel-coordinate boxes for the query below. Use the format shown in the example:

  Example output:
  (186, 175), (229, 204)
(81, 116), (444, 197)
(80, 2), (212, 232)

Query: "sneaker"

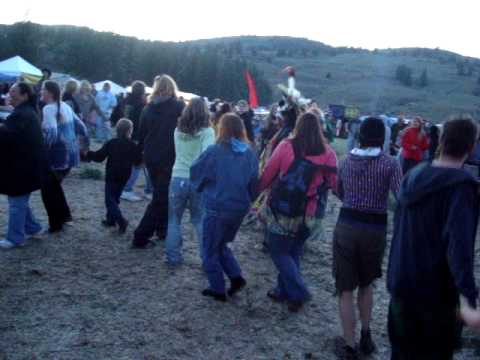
(0, 239), (24, 249)
(202, 289), (227, 302)
(130, 239), (157, 249)
(101, 220), (116, 228)
(359, 329), (376, 355)
(228, 277), (246, 297)
(121, 191), (142, 202)
(341, 345), (359, 360)
(64, 217), (74, 227)
(144, 193), (153, 201)
(26, 228), (46, 239)
(287, 301), (304, 313)
(267, 290), (285, 303)
(48, 225), (63, 233)
(118, 219), (129, 234)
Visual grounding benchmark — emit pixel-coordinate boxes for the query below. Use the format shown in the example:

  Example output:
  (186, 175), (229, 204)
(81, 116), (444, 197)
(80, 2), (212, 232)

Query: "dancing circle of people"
(1, 68), (480, 360)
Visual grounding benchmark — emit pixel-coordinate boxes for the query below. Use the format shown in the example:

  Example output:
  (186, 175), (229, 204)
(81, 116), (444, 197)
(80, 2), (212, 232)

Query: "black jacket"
(387, 163), (479, 306)
(0, 103), (46, 196)
(138, 96), (185, 169)
(87, 138), (142, 184)
(62, 92), (81, 115)
(124, 94), (145, 141)
(239, 110), (255, 143)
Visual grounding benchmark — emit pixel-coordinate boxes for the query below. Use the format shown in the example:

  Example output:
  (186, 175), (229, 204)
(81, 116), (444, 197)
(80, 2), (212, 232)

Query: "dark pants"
(268, 231), (310, 303)
(41, 168), (71, 231)
(402, 158), (420, 175)
(133, 165), (171, 246)
(388, 297), (459, 360)
(202, 212), (244, 294)
(105, 181), (126, 225)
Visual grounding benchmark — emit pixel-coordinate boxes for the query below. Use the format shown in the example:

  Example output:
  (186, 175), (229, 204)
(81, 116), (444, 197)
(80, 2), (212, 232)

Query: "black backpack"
(269, 145), (336, 219)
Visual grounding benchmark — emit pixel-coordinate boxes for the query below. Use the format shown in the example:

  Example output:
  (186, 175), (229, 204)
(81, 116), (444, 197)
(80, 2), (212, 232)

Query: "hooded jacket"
(138, 96), (185, 169)
(387, 163), (479, 306)
(0, 102), (46, 196)
(124, 94), (145, 141)
(190, 139), (258, 215)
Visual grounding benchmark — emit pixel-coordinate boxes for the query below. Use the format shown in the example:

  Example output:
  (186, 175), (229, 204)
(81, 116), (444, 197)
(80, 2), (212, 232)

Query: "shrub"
(395, 64), (413, 87)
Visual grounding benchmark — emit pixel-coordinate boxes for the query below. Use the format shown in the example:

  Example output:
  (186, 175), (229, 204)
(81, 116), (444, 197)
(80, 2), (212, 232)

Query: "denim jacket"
(190, 139), (258, 216)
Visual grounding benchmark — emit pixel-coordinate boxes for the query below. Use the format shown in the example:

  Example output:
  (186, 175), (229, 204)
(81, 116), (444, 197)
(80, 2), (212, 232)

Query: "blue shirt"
(95, 90), (117, 117)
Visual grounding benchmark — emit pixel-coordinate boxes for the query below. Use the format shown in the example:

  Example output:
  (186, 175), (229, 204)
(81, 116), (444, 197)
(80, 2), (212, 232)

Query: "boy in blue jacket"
(191, 113), (258, 302)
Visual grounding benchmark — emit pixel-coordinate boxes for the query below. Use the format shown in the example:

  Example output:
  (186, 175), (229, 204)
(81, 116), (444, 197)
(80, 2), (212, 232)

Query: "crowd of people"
(0, 72), (480, 360)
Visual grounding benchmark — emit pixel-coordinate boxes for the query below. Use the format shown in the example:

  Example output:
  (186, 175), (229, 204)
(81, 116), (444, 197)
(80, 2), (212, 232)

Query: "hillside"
(1, 23), (480, 120)
(189, 36), (480, 120)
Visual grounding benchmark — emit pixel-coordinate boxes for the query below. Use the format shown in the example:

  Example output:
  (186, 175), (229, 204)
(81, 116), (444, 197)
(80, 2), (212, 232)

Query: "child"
(191, 113), (259, 302)
(87, 118), (142, 234)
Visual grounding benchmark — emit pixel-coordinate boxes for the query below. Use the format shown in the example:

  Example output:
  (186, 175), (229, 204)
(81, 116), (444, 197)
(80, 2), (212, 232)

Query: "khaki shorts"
(332, 221), (386, 293)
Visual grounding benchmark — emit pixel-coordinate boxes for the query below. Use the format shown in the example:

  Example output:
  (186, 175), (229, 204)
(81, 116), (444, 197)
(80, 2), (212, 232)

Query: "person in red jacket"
(400, 117), (429, 174)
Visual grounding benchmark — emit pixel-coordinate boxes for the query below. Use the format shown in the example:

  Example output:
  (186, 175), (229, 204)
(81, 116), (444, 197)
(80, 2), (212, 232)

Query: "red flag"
(245, 70), (259, 108)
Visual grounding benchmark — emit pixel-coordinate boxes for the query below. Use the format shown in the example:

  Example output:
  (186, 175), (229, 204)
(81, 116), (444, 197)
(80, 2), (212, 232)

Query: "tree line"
(0, 22), (273, 104)
(395, 65), (429, 88)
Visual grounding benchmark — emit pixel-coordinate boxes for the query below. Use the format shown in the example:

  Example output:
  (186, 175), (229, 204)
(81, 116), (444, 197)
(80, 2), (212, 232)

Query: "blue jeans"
(268, 231), (310, 303)
(347, 122), (360, 152)
(124, 167), (153, 194)
(105, 181), (126, 225)
(95, 115), (111, 142)
(165, 177), (204, 264)
(7, 194), (42, 245)
(202, 211), (244, 294)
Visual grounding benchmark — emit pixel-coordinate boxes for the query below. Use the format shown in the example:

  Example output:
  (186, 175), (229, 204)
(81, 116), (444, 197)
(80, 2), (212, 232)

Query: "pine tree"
(395, 65), (413, 87)
(417, 69), (429, 88)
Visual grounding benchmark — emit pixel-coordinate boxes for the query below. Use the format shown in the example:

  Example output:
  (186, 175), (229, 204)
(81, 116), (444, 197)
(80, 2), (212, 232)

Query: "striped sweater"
(337, 150), (402, 214)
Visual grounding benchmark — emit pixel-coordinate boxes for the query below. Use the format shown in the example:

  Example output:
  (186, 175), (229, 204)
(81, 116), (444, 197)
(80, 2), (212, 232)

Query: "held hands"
(460, 296), (480, 332)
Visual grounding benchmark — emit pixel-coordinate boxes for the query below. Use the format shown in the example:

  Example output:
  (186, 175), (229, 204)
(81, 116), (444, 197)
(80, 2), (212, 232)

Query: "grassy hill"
(1, 22), (479, 121)
(188, 36), (480, 121)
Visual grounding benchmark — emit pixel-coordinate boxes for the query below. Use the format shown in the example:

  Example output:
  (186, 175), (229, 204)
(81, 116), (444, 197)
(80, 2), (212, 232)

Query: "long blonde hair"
(79, 80), (92, 94)
(148, 74), (178, 103)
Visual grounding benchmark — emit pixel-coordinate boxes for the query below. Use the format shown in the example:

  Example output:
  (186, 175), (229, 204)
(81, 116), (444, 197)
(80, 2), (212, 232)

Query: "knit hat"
(359, 117), (385, 148)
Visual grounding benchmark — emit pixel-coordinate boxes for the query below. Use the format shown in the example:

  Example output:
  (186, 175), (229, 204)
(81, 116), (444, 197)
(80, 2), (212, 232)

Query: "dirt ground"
(0, 162), (479, 360)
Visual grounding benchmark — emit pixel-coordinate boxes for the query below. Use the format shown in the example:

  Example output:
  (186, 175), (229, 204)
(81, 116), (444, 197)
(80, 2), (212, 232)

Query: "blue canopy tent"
(0, 56), (42, 84)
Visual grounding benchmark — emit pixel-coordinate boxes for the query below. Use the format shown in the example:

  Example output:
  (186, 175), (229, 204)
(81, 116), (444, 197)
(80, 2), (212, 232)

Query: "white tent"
(0, 55), (42, 83)
(94, 80), (126, 95)
(125, 85), (153, 94)
(178, 91), (198, 102)
(125, 86), (198, 102)
(51, 73), (80, 89)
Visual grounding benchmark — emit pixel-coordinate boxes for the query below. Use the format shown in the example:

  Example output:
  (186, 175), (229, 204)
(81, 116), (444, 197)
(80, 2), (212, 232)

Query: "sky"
(1, 0), (479, 58)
